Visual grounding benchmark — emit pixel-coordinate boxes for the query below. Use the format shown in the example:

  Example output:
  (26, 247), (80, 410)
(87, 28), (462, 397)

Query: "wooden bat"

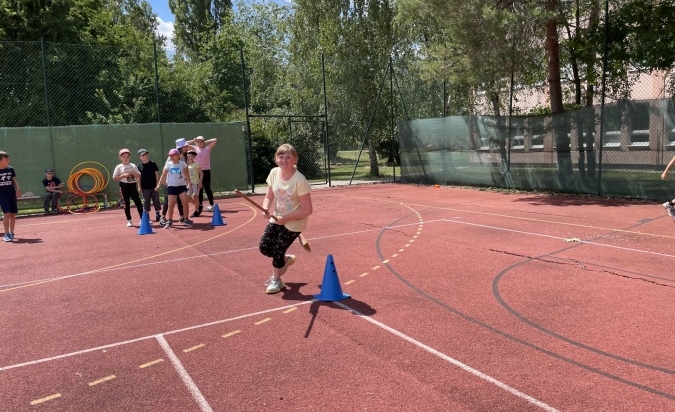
(234, 189), (311, 252)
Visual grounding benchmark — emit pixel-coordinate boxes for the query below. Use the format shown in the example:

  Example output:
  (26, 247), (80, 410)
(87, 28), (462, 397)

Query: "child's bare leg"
(8, 213), (15, 233)
(273, 255), (296, 279)
(2, 215), (9, 234)
(167, 196), (176, 220)
(180, 192), (189, 217)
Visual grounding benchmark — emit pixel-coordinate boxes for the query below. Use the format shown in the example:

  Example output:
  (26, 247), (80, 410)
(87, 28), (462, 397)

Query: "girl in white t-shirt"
(112, 148), (143, 227)
(259, 144), (313, 294)
(156, 148), (193, 229)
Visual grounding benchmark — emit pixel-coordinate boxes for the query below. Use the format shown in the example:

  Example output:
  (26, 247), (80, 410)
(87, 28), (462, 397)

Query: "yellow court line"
(318, 192), (675, 239)
(183, 344), (205, 353)
(30, 393), (61, 405)
(88, 375), (115, 386)
(254, 318), (271, 325)
(1, 203), (259, 293)
(222, 330), (241, 338)
(282, 307), (297, 314)
(139, 359), (164, 368)
(345, 280), (355, 285)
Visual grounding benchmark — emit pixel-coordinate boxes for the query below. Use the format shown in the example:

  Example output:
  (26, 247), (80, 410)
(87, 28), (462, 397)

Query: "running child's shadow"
(10, 238), (43, 244)
(280, 282), (376, 338)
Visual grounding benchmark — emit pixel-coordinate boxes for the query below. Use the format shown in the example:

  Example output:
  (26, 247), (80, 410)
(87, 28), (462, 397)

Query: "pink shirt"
(195, 146), (212, 170)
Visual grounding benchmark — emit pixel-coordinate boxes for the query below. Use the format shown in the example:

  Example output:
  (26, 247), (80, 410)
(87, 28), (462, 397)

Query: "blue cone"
(211, 203), (226, 226)
(314, 254), (350, 302)
(138, 211), (155, 235)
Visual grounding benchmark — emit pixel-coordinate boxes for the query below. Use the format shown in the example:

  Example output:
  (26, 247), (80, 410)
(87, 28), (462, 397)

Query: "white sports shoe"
(265, 277), (286, 294)
(127, 220), (133, 227)
(664, 202), (675, 219)
(206, 205), (214, 211)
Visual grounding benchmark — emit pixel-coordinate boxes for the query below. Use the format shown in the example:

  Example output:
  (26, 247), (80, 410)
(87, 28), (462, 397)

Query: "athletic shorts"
(0, 195), (18, 214)
(167, 185), (188, 196)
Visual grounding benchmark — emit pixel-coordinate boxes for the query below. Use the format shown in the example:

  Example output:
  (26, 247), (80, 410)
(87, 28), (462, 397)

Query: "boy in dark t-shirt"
(42, 168), (64, 215)
(0, 151), (21, 242)
(137, 149), (161, 222)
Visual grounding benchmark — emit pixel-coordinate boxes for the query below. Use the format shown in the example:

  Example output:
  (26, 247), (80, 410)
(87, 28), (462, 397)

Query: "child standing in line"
(156, 148), (193, 229)
(42, 168), (64, 215)
(113, 148), (143, 227)
(186, 135), (217, 216)
(160, 138), (196, 225)
(259, 143), (313, 294)
(186, 150), (203, 213)
(662, 155), (675, 219)
(0, 151), (21, 242)
(137, 149), (161, 222)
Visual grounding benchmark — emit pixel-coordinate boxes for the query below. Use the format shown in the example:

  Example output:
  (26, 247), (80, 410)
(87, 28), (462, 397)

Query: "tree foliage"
(169, 0), (232, 58)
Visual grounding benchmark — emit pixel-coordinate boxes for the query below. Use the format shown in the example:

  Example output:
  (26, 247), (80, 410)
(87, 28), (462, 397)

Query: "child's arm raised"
(663, 156), (675, 180)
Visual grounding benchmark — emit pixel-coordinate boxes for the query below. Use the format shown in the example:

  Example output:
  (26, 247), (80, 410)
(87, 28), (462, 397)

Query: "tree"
(169, 0), (233, 58)
(233, 0), (292, 114)
(397, 0), (546, 173)
(291, 0), (398, 177)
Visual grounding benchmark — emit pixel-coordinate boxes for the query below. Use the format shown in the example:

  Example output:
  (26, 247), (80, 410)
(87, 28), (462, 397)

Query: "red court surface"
(2, 183), (675, 411)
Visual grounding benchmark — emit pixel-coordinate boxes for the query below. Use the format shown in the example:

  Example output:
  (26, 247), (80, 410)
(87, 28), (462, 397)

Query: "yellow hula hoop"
(68, 161), (111, 194)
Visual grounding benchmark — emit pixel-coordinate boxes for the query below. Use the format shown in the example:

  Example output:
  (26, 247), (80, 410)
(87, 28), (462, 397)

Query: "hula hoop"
(64, 191), (101, 214)
(68, 162), (110, 194)
(63, 161), (111, 213)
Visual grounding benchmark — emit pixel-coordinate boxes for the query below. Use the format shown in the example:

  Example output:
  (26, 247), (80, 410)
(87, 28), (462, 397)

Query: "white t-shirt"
(266, 167), (311, 233)
(113, 163), (140, 183)
(164, 160), (188, 187)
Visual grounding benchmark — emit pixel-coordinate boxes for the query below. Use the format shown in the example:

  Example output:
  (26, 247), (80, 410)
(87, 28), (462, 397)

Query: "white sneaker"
(206, 205), (214, 211)
(664, 202), (675, 218)
(127, 220), (133, 227)
(265, 277), (286, 294)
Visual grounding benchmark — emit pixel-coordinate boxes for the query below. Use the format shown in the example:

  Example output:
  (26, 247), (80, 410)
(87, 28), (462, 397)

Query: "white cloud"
(155, 17), (175, 52)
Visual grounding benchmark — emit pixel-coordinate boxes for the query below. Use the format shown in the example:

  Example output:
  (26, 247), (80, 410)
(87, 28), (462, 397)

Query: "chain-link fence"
(400, 98), (675, 200)
(2, 39), (674, 203)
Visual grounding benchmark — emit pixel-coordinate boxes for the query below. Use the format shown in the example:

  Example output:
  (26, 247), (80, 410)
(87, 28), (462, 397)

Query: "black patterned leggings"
(120, 182), (143, 220)
(259, 222), (300, 268)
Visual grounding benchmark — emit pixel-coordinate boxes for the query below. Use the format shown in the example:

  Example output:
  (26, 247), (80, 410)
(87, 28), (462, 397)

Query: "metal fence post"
(240, 46), (255, 192)
(40, 38), (55, 169)
(597, 0), (609, 196)
(153, 38), (165, 155)
(321, 53), (331, 187)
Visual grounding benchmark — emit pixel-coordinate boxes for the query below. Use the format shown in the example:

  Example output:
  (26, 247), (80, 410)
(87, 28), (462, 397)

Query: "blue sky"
(147, 0), (289, 50)
(147, 0), (175, 48)
(148, 0), (173, 22)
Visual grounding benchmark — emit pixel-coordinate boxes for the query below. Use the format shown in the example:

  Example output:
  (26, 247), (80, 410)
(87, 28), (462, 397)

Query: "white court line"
(335, 301), (560, 412)
(441, 218), (675, 259)
(0, 223), (435, 289)
(156, 335), (213, 412)
(6, 217), (674, 290)
(3, 294), (559, 410)
(0, 301), (312, 372)
(0, 245), (260, 289)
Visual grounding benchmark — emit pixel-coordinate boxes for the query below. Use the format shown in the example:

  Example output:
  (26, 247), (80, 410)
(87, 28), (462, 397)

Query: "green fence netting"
(400, 99), (675, 200)
(0, 122), (247, 199)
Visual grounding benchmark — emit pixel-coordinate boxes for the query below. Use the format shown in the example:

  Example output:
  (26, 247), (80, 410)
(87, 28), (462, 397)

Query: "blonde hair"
(275, 143), (298, 158)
